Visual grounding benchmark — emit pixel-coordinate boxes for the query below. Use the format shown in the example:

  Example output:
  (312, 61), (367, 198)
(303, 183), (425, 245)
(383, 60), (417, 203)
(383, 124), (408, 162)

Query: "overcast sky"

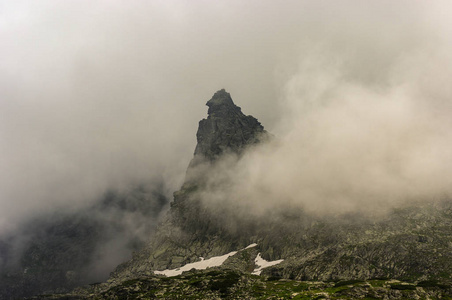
(1, 1), (452, 232)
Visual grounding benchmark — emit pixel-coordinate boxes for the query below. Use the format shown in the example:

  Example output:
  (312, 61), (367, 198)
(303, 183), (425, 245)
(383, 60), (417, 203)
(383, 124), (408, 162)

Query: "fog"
(197, 48), (452, 218)
(186, 2), (452, 216)
(1, 0), (452, 265)
(0, 0), (290, 232)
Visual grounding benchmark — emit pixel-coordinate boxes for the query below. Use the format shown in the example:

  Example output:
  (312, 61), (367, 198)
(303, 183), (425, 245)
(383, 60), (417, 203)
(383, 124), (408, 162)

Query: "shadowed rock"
(191, 89), (267, 165)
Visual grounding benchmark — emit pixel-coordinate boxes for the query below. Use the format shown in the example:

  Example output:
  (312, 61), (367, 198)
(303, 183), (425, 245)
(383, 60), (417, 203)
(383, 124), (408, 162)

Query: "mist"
(0, 0), (290, 231)
(184, 2), (452, 217)
(1, 0), (452, 281)
(197, 48), (452, 218)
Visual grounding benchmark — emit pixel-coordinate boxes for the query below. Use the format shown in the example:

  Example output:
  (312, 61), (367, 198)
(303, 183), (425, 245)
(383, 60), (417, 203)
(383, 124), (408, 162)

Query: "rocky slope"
(191, 89), (266, 164)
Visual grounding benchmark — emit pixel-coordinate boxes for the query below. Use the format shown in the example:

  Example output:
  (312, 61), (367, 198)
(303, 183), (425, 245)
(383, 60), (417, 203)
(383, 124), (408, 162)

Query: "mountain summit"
(192, 89), (266, 163)
(206, 89), (235, 113)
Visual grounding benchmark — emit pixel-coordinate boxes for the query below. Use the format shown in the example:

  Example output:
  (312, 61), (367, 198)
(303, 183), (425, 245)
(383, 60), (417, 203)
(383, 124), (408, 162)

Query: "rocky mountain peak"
(205, 89), (235, 115)
(191, 89), (267, 164)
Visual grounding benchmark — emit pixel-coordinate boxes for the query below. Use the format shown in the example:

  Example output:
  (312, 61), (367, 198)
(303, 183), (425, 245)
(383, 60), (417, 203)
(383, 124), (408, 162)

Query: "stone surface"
(189, 89), (267, 168)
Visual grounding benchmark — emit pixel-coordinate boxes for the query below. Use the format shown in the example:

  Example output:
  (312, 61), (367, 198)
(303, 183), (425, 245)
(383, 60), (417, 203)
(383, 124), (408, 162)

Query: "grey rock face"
(190, 89), (266, 167)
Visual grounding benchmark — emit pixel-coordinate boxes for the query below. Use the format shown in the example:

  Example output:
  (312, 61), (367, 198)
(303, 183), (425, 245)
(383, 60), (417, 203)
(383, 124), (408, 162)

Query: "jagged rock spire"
(192, 89), (266, 163)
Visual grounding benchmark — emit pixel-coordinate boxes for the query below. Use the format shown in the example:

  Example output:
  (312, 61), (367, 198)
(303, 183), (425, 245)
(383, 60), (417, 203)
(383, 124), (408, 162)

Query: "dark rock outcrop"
(190, 89), (267, 167)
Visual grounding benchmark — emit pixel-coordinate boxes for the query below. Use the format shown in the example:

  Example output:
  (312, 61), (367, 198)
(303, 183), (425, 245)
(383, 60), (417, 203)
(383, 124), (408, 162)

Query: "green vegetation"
(41, 270), (452, 300)
(417, 280), (450, 289)
(333, 279), (364, 287)
(390, 284), (416, 290)
(208, 271), (240, 294)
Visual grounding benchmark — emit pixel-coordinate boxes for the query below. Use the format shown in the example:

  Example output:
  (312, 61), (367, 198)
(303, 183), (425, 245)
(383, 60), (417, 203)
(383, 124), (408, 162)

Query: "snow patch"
(154, 244), (258, 277)
(252, 253), (284, 275)
(154, 251), (238, 277)
(245, 243), (258, 249)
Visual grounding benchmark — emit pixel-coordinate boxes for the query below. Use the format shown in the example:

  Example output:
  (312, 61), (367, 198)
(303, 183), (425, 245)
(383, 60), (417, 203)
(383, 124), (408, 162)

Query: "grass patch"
(208, 271), (240, 294)
(205, 270), (222, 276)
(390, 283), (416, 290)
(188, 278), (204, 288)
(122, 278), (141, 286)
(334, 279), (364, 287)
(417, 280), (450, 289)
(266, 276), (281, 281)
(368, 279), (387, 287)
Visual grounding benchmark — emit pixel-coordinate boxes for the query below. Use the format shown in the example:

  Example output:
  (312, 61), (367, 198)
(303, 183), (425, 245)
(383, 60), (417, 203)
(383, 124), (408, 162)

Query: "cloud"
(190, 1), (452, 217)
(0, 0), (292, 230)
(1, 0), (451, 229)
